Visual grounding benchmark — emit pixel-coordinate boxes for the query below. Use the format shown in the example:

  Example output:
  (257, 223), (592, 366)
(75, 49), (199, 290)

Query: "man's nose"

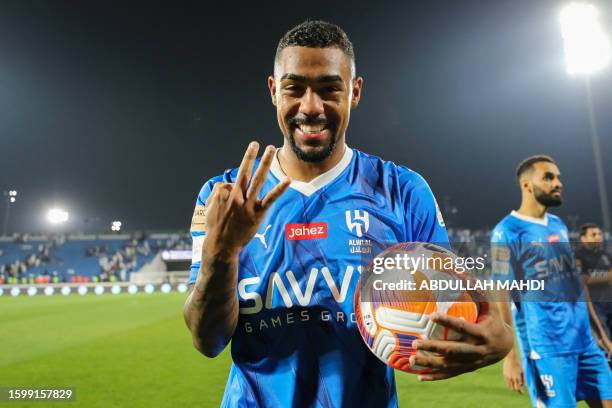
(298, 88), (324, 116)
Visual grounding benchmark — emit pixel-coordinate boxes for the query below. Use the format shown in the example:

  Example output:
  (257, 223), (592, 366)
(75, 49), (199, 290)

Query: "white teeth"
(298, 124), (325, 133)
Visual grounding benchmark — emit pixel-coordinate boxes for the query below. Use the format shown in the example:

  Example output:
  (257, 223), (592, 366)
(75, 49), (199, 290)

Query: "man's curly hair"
(275, 20), (355, 73)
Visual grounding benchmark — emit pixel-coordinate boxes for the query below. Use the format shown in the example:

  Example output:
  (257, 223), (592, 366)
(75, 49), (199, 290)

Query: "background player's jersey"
(574, 245), (612, 303)
(491, 211), (593, 358)
(189, 147), (448, 408)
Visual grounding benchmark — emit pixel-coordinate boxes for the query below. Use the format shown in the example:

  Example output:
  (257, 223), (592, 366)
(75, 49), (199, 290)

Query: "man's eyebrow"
(280, 74), (343, 83)
(316, 75), (343, 82)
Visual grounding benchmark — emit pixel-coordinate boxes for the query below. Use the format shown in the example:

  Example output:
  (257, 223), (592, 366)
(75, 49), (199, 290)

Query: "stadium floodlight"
(111, 220), (122, 232)
(47, 208), (69, 224)
(3, 190), (18, 234)
(560, 3), (610, 75)
(5, 190), (17, 203)
(560, 3), (612, 232)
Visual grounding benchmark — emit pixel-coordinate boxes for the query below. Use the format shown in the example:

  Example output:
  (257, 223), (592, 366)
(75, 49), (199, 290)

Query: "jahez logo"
(547, 235), (560, 243)
(285, 222), (328, 241)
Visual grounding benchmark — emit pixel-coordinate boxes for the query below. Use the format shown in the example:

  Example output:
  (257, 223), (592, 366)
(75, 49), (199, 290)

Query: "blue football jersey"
(491, 211), (593, 357)
(189, 147), (449, 408)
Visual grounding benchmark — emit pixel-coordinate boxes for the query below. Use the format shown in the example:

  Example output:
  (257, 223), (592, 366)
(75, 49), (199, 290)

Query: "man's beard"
(288, 132), (338, 163)
(534, 185), (562, 207)
(286, 114), (338, 163)
(584, 241), (603, 251)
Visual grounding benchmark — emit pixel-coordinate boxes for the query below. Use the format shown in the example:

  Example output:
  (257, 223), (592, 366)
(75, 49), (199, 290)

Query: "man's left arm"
(406, 178), (513, 380)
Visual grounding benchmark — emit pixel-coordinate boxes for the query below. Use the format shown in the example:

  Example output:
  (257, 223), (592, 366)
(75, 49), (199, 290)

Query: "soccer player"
(575, 223), (612, 355)
(184, 20), (512, 407)
(493, 155), (612, 407)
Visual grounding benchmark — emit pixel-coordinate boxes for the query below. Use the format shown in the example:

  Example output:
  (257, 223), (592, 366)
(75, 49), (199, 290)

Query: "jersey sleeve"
(401, 170), (449, 246)
(188, 174), (229, 285)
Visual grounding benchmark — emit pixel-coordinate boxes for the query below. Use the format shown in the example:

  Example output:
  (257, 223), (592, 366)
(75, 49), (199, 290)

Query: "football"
(354, 242), (481, 373)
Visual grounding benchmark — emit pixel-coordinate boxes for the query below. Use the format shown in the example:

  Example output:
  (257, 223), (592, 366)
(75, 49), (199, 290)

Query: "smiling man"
(184, 20), (512, 407)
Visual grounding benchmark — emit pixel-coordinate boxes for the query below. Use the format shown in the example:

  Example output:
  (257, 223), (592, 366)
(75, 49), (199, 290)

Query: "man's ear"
(521, 179), (532, 193)
(268, 76), (277, 106)
(351, 76), (363, 109)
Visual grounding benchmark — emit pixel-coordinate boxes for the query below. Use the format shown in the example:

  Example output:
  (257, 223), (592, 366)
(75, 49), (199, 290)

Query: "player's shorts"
(522, 341), (612, 407)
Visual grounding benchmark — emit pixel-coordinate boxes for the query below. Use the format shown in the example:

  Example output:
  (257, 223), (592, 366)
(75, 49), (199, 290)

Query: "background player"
(493, 155), (612, 407)
(575, 223), (612, 359)
(184, 20), (513, 407)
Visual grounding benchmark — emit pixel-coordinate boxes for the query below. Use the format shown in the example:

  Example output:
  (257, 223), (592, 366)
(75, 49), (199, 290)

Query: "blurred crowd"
(0, 235), (65, 284)
(0, 233), (191, 284)
(0, 229), (608, 285)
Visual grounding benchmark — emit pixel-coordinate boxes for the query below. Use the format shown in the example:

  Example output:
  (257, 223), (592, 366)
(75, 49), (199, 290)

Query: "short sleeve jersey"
(189, 147), (448, 407)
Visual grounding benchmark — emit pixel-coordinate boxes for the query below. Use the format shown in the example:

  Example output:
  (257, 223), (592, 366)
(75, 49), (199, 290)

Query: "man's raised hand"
(203, 142), (291, 261)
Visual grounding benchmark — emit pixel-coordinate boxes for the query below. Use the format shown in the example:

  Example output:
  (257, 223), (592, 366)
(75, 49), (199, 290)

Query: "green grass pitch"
(0, 292), (538, 407)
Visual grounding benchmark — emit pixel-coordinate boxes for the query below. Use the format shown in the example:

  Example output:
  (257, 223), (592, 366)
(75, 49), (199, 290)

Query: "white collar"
(270, 145), (354, 197)
(510, 210), (548, 226)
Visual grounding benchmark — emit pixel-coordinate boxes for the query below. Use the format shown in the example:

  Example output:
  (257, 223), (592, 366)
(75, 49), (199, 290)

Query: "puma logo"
(254, 225), (272, 249)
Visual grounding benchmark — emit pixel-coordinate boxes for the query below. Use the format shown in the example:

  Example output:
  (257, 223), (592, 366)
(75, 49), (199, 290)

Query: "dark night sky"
(1, 0), (611, 233)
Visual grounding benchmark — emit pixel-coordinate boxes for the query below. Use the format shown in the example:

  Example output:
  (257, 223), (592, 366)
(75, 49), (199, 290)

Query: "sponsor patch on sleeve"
(434, 198), (446, 228)
(192, 235), (205, 264)
(493, 247), (510, 262)
(190, 205), (207, 233)
(492, 259), (510, 276)
(492, 247), (511, 276)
